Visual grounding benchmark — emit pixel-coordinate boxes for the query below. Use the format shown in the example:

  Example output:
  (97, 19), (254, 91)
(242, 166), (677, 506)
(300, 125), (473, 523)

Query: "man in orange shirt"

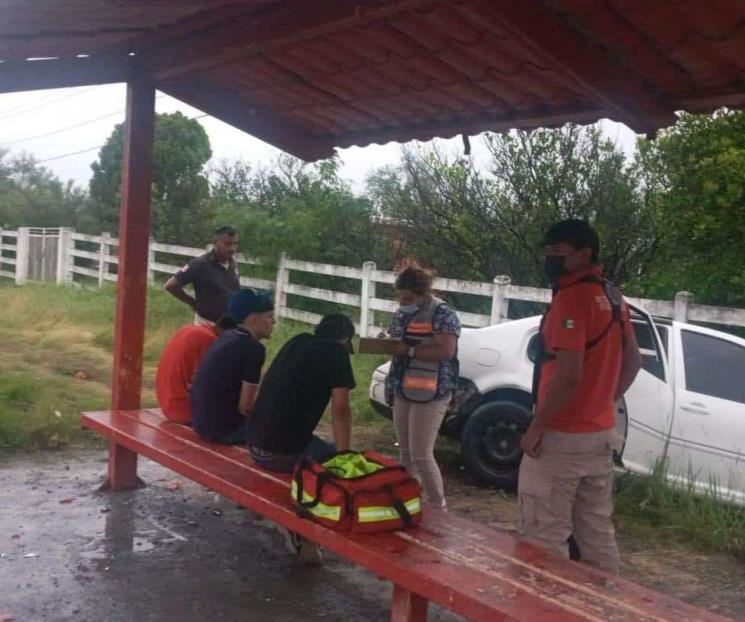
(155, 316), (236, 424)
(518, 219), (641, 574)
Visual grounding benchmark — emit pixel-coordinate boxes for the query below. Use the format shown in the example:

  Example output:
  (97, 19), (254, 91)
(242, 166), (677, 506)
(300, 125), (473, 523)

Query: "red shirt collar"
(556, 265), (603, 289)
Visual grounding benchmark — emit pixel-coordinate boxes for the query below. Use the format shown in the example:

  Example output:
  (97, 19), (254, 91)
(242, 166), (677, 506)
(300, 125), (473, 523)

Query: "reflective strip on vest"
(406, 321), (434, 336)
(403, 375), (438, 392)
(401, 297), (445, 402)
(357, 497), (421, 523)
(290, 481), (342, 521)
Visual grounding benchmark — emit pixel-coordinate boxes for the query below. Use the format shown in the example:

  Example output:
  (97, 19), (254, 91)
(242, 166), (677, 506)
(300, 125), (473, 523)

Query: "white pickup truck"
(369, 305), (745, 503)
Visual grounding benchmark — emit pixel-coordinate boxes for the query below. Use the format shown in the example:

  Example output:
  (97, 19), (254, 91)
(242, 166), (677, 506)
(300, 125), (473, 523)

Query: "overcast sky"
(0, 84), (638, 193)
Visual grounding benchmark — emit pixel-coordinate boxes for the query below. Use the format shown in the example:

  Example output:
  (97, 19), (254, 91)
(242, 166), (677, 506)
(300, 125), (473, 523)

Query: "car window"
(632, 320), (665, 381)
(527, 332), (539, 363)
(681, 330), (745, 404)
(656, 325), (669, 354)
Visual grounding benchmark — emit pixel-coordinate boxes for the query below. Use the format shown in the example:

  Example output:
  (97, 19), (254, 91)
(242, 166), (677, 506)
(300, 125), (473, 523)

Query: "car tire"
(460, 400), (531, 490)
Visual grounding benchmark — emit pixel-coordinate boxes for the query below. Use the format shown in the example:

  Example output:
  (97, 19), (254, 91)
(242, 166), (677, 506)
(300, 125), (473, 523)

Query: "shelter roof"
(2, 0), (745, 159)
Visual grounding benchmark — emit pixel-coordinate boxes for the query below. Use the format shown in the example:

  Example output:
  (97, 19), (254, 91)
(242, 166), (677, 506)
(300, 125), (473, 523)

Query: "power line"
(0, 86), (99, 123)
(0, 91), (66, 117)
(37, 145), (103, 163)
(1, 95), (173, 146)
(1, 110), (124, 145)
(35, 113), (209, 164)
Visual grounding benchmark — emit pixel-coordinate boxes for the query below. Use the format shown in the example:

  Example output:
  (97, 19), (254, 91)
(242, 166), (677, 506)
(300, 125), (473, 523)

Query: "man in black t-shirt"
(248, 313), (357, 472)
(164, 226), (241, 322)
(191, 288), (275, 444)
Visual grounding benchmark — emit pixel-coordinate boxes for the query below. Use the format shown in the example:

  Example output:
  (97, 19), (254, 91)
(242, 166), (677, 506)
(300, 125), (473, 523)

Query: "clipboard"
(358, 337), (401, 355)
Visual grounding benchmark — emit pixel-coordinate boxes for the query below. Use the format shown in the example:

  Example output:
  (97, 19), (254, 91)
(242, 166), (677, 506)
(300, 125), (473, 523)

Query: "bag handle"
(294, 458), (334, 517)
(384, 484), (413, 527)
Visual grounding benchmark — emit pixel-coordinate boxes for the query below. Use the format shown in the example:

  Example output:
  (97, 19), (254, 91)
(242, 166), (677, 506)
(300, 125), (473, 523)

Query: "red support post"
(107, 79), (155, 491)
(391, 585), (428, 622)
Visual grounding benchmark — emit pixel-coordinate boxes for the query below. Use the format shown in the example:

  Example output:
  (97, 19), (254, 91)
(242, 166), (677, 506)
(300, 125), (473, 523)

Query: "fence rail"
(1, 228), (744, 334)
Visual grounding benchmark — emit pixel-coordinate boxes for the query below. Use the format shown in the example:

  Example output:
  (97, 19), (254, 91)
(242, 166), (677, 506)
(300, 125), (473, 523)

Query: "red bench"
(82, 408), (730, 622)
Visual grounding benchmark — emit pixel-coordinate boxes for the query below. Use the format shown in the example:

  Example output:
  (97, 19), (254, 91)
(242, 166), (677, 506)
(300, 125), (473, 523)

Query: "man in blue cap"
(190, 288), (275, 444)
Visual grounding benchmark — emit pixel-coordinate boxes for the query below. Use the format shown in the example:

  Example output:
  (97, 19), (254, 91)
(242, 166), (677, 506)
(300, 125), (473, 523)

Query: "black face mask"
(544, 255), (568, 285)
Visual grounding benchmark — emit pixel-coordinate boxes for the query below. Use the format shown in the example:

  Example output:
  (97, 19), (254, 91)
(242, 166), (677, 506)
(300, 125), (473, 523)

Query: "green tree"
(0, 149), (85, 228)
(367, 125), (657, 286)
(212, 155), (383, 266)
(86, 112), (212, 245)
(638, 110), (745, 307)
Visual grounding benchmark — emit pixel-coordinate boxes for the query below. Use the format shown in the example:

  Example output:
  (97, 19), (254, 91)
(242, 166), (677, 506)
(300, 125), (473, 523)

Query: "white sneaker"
(277, 526), (324, 565)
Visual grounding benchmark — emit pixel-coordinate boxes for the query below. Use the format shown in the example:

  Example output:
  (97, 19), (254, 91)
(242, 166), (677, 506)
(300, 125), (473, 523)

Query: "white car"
(369, 305), (745, 503)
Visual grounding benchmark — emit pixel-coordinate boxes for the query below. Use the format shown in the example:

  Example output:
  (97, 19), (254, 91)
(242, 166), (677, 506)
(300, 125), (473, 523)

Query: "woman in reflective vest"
(385, 266), (461, 509)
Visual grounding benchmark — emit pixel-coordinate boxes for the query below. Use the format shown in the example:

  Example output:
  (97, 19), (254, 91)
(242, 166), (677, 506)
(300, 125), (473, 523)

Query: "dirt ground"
(1, 444), (744, 622)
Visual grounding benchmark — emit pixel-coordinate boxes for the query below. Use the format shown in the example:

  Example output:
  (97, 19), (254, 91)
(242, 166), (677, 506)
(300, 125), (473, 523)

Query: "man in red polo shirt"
(518, 219), (641, 574)
(155, 316), (236, 424)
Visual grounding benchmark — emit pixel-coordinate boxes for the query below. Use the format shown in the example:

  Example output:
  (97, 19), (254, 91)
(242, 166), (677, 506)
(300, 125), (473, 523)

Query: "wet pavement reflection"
(0, 450), (464, 621)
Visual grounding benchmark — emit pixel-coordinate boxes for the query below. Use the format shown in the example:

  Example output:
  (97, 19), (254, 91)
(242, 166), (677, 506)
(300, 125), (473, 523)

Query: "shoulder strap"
(533, 276), (626, 408)
(582, 277), (627, 351)
(545, 275), (627, 353)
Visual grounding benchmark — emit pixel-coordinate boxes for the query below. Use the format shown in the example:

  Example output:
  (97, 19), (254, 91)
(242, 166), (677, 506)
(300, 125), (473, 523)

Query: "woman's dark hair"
(395, 266), (433, 295)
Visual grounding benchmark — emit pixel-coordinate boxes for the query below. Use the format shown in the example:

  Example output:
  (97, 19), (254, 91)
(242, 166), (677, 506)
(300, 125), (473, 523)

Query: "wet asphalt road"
(0, 450), (463, 622)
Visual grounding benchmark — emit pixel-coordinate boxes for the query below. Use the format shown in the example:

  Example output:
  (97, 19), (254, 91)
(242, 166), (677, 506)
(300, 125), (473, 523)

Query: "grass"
(5, 282), (744, 559)
(614, 459), (745, 559)
(0, 281), (389, 449)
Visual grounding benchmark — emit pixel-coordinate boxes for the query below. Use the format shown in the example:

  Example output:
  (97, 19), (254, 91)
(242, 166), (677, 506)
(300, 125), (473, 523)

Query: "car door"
(667, 324), (745, 502)
(621, 313), (675, 476)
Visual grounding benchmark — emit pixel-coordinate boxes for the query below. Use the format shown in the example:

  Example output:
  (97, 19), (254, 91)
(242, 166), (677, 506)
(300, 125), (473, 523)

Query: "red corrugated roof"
(2, 0), (745, 159)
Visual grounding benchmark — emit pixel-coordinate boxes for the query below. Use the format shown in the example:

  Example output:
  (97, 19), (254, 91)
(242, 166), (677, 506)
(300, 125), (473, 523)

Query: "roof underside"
(2, 0), (745, 160)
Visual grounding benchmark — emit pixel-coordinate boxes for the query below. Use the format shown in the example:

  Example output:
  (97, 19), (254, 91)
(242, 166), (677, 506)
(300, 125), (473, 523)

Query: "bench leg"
(391, 584), (428, 622)
(102, 442), (145, 491)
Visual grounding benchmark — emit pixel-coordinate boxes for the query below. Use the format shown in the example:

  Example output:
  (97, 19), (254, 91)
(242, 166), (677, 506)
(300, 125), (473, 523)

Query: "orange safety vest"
(400, 296), (448, 403)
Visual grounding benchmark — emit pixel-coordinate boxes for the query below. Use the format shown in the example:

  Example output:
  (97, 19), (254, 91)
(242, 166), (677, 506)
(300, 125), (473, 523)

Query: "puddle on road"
(77, 507), (186, 563)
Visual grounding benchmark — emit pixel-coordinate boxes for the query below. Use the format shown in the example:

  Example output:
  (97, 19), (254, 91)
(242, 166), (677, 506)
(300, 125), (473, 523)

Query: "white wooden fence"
(1, 227), (744, 335)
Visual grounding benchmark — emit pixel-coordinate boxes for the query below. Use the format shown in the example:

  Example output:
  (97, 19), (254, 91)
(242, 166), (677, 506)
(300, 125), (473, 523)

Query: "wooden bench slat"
(85, 410), (540, 621)
(125, 410), (724, 622)
(124, 411), (706, 622)
(82, 410), (731, 622)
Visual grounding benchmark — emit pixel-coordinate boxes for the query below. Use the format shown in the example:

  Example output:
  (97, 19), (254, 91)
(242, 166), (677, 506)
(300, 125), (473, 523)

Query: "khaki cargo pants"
(517, 428), (621, 574)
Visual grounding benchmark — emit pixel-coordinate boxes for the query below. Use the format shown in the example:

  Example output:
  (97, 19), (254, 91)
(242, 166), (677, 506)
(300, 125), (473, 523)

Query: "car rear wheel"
(460, 400), (531, 490)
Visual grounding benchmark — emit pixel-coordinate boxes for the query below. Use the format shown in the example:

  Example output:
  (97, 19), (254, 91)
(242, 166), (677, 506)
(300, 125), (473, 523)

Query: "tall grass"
(615, 459), (745, 558)
(0, 282), (388, 448)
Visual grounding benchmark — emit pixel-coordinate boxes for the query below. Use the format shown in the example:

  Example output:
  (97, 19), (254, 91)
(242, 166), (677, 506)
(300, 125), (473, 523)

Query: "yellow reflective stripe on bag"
(290, 481), (342, 521)
(357, 497), (421, 523)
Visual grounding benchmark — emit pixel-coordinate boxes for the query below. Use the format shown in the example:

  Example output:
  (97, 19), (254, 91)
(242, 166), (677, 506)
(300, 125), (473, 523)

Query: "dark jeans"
(249, 435), (336, 473)
(198, 421), (247, 446)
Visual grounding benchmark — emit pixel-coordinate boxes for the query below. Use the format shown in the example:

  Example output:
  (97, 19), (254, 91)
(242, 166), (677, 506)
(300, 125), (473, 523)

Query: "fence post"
(674, 291), (693, 322)
(15, 227), (30, 285)
(56, 227), (73, 285)
(98, 232), (111, 288)
(490, 274), (512, 324)
(147, 236), (156, 285)
(274, 252), (289, 321)
(360, 261), (377, 337)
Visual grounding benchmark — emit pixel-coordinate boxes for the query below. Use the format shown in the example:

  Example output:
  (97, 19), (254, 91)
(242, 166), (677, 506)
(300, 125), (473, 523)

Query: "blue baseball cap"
(228, 288), (274, 323)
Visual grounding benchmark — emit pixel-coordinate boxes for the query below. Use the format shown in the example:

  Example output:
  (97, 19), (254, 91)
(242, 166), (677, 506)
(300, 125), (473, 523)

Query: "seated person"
(248, 313), (356, 472)
(155, 315), (236, 424)
(190, 288), (275, 444)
